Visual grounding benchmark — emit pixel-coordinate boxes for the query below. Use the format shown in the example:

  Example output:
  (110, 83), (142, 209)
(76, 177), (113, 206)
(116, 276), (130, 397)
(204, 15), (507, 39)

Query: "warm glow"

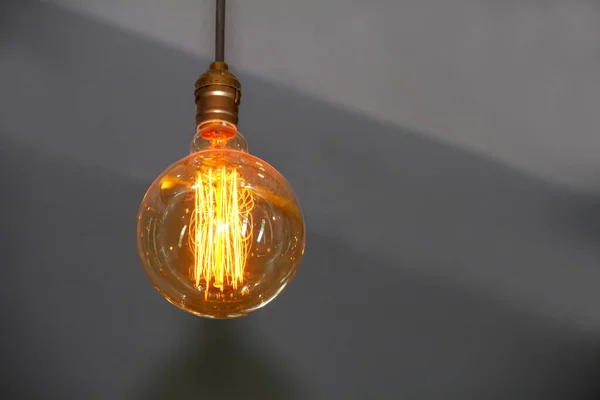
(189, 165), (254, 295)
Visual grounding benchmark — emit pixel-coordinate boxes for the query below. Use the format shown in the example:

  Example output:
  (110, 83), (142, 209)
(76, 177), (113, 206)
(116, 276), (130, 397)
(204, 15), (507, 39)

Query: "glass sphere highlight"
(137, 123), (305, 318)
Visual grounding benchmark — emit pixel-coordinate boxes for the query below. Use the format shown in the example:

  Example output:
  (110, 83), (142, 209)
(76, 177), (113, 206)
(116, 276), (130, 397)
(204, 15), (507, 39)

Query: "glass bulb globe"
(137, 122), (305, 318)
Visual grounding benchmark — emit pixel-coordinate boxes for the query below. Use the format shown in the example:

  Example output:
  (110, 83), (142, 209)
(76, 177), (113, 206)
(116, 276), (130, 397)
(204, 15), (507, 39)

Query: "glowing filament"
(189, 166), (253, 294)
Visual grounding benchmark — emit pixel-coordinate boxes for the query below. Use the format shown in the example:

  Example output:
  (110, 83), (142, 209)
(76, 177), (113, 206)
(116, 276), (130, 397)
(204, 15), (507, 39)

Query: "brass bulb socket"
(194, 61), (242, 129)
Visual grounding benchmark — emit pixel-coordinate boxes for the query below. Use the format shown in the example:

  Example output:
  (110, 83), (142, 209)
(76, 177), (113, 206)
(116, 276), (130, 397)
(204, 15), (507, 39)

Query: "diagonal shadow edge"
(3, 0), (600, 331)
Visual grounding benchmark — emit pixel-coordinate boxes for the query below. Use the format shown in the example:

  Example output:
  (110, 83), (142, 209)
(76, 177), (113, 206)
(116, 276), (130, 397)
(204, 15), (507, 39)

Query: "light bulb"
(137, 121), (305, 318)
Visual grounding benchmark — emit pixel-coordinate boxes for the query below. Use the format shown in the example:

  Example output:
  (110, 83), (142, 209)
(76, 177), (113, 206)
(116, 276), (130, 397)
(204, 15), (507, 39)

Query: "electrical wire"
(215, 0), (225, 62)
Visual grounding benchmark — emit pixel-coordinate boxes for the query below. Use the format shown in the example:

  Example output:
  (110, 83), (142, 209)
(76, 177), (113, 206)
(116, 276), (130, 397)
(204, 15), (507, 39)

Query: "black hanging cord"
(215, 0), (226, 62)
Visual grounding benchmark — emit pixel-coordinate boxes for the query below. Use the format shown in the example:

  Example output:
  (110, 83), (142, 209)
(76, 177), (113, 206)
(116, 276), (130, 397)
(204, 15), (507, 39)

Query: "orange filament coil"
(189, 166), (254, 294)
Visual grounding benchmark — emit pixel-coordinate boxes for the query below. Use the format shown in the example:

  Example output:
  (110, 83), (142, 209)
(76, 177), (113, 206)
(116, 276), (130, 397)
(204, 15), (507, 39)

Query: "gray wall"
(2, 1), (600, 399)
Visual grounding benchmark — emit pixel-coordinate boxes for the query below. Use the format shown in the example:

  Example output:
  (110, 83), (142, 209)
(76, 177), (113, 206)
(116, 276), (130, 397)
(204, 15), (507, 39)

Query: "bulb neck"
(194, 62), (241, 129)
(191, 120), (249, 154)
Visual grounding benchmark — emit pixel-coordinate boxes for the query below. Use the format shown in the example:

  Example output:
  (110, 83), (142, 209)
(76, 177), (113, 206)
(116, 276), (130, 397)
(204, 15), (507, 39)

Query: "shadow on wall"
(140, 320), (306, 400)
(1, 134), (600, 399)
